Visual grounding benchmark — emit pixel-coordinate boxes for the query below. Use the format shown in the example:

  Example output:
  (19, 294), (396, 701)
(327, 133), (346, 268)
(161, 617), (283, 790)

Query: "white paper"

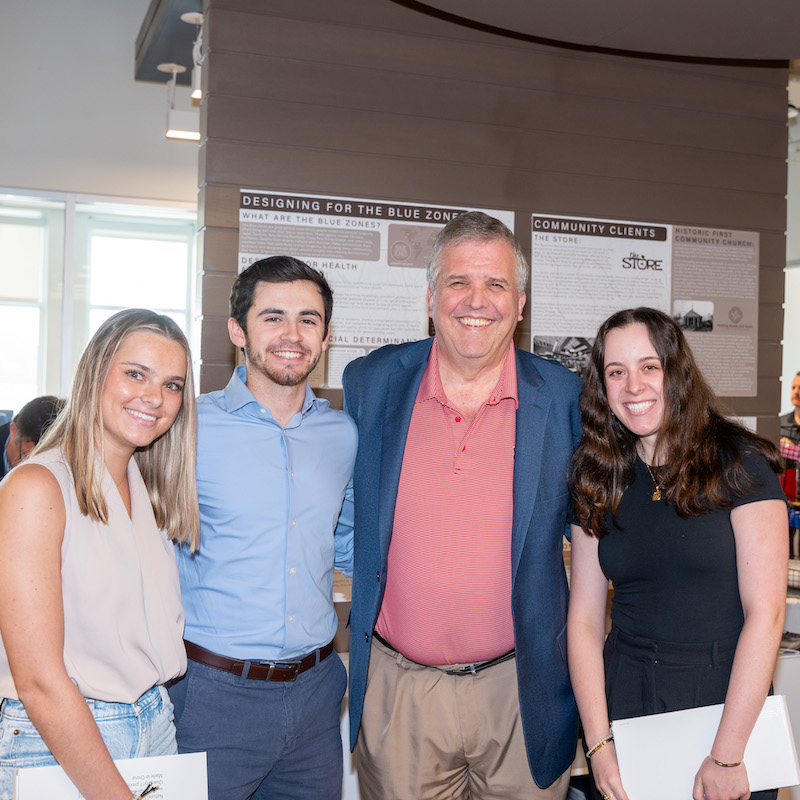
(612, 695), (800, 800)
(14, 751), (207, 800)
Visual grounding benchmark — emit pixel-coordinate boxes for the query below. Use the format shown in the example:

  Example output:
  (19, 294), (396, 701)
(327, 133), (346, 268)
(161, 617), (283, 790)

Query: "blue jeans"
(0, 685), (177, 800)
(169, 649), (346, 800)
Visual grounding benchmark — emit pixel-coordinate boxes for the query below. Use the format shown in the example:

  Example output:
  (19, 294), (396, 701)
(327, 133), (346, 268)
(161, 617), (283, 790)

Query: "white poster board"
(14, 751), (208, 800)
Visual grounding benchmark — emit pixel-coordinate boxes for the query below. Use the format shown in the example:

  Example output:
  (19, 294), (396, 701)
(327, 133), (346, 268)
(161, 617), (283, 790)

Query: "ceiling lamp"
(181, 12), (205, 102)
(158, 62), (200, 141)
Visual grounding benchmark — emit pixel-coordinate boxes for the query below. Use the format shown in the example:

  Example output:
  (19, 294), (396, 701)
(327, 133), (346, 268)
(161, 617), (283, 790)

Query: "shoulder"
(344, 339), (431, 381)
(315, 402), (358, 439)
(0, 460), (66, 520)
(196, 387), (233, 431)
(723, 436), (784, 504)
(736, 442), (779, 477)
(197, 386), (226, 411)
(342, 340), (432, 404)
(516, 350), (583, 397)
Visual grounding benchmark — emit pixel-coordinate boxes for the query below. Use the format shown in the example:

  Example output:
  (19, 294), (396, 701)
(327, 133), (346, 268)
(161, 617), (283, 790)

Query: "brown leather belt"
(184, 639), (334, 682)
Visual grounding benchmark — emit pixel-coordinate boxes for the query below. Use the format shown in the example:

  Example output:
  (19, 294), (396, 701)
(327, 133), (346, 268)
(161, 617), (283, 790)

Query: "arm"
(566, 524), (630, 800)
(334, 476), (354, 578)
(0, 466), (134, 800)
(692, 499), (789, 800)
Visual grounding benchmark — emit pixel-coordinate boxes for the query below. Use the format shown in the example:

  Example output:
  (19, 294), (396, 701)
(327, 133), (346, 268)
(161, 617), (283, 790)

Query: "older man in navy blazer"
(342, 212), (582, 800)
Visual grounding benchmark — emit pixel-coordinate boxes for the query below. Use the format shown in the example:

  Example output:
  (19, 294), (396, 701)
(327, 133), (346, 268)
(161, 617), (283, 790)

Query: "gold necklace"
(638, 444), (663, 501)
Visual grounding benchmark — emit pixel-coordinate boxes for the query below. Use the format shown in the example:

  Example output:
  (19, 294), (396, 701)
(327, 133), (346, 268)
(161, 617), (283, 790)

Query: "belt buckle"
(444, 663), (477, 676)
(268, 662), (300, 681)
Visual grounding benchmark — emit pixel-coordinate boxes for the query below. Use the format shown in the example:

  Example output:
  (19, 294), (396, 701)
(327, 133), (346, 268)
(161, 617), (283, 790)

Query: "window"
(0, 191), (195, 414)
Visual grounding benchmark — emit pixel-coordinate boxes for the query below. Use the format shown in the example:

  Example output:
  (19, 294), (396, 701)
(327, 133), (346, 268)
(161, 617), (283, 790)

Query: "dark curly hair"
(571, 307), (781, 537)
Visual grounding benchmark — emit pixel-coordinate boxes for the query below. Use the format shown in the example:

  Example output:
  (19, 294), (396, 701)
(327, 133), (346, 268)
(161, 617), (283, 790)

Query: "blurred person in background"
(0, 395), (64, 479)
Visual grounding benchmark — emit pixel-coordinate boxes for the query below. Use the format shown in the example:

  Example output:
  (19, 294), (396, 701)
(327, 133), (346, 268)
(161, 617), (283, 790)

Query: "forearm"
(711, 610), (784, 762)
(567, 619), (611, 744)
(18, 678), (133, 800)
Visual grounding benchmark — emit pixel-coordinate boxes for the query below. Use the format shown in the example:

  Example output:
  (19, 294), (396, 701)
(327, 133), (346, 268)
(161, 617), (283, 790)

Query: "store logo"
(621, 252), (663, 271)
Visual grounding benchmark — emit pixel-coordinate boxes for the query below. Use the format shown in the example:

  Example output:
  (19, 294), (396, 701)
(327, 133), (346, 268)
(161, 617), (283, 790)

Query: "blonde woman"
(0, 309), (200, 800)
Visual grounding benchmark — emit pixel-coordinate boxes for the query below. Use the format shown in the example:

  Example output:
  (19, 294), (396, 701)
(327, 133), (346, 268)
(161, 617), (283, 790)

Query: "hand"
(692, 756), (750, 800)
(589, 742), (631, 800)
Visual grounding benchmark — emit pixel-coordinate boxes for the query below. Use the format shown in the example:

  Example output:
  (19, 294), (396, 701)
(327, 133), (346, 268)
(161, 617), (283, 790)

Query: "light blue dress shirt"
(176, 366), (356, 661)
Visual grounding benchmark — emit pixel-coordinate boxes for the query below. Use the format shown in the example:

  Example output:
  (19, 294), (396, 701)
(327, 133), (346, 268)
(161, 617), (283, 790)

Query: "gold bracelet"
(131, 783), (159, 800)
(586, 732), (614, 759)
(710, 754), (743, 768)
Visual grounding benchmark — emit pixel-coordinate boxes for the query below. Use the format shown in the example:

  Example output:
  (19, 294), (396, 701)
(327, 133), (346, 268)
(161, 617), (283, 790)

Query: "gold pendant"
(652, 489), (661, 501)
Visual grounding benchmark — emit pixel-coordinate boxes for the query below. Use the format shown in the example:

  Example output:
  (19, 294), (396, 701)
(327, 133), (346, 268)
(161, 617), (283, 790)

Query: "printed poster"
(238, 190), (513, 388)
(530, 214), (759, 396)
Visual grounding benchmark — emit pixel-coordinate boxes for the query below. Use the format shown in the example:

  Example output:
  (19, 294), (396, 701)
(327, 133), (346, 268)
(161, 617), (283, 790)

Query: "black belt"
(441, 649), (516, 675)
(184, 639), (334, 681)
(374, 632), (515, 675)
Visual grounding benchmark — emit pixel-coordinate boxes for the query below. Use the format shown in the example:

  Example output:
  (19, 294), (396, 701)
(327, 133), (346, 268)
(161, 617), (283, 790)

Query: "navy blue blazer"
(342, 337), (583, 788)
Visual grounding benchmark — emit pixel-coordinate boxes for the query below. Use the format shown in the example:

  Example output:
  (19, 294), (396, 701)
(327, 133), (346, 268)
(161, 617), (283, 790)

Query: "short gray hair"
(426, 211), (529, 293)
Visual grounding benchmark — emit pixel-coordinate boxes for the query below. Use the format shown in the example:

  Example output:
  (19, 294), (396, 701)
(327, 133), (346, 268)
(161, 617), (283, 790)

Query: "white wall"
(781, 79), (800, 414)
(0, 0), (199, 203)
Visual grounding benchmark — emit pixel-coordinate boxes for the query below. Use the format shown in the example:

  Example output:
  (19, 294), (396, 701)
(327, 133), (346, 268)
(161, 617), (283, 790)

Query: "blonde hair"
(35, 309), (200, 550)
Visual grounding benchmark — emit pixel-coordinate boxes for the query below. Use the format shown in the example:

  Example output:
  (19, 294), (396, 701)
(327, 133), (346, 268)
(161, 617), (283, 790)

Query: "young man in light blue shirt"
(169, 256), (356, 800)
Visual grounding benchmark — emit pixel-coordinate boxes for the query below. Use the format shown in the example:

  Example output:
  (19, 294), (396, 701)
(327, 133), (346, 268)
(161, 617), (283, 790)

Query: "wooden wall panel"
(201, 141), (786, 231)
(196, 0), (788, 430)
(208, 50), (786, 159)
(205, 96), (785, 194)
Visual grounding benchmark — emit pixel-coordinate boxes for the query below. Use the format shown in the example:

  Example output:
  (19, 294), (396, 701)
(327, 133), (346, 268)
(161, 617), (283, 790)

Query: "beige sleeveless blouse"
(0, 449), (186, 702)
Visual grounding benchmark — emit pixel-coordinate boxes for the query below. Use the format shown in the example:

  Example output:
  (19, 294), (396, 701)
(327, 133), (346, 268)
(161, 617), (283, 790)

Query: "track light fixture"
(181, 12), (205, 102)
(157, 62), (200, 141)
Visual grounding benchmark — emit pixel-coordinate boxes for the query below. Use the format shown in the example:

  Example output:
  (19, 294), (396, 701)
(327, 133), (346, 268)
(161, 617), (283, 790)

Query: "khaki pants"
(356, 637), (571, 800)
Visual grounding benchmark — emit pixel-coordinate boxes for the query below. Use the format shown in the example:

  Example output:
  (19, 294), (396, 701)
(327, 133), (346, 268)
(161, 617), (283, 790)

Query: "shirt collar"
(417, 340), (519, 409)
(223, 365), (320, 418)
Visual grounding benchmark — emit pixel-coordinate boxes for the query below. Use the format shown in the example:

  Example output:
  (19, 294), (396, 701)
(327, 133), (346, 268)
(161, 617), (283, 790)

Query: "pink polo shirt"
(375, 340), (517, 665)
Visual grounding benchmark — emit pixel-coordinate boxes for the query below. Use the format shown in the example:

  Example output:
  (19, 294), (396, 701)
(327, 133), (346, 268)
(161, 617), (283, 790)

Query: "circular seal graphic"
(390, 241), (412, 263)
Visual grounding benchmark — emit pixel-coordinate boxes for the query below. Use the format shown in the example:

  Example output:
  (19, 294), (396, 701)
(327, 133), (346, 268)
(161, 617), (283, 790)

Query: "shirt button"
(289, 616), (294, 622)
(455, 416), (461, 422)
(290, 568), (296, 575)
(365, 633), (369, 643)
(376, 571), (380, 581)
(291, 521), (296, 527)
(291, 472), (294, 478)
(260, 408), (266, 415)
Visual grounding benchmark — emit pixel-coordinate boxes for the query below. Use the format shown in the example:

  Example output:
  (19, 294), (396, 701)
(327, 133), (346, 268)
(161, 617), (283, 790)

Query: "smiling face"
(100, 330), (187, 462)
(228, 279), (329, 389)
(603, 322), (665, 462)
(427, 238), (525, 375)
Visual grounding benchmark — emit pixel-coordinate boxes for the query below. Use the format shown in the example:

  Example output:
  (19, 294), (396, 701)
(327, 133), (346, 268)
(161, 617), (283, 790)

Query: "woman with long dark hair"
(0, 309), (200, 800)
(568, 307), (787, 800)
